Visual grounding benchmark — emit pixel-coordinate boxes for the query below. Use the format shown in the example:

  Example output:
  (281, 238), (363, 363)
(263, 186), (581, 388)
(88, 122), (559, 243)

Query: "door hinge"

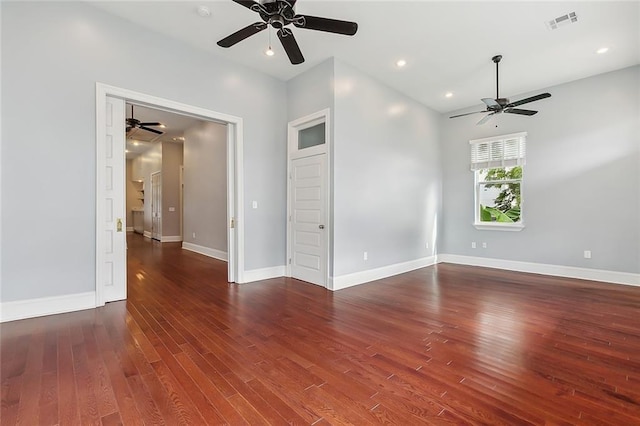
(230, 218), (235, 229)
(288, 258), (291, 264)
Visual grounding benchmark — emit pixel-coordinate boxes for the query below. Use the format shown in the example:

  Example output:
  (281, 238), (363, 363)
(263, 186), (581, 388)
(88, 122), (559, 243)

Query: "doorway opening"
(96, 83), (245, 307)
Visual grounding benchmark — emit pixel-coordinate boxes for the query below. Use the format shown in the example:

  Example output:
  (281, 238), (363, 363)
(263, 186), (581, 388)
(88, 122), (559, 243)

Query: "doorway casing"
(95, 83), (245, 307)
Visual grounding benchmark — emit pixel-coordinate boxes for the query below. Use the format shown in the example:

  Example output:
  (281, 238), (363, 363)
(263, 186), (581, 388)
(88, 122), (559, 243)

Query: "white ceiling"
(93, 1), (639, 113)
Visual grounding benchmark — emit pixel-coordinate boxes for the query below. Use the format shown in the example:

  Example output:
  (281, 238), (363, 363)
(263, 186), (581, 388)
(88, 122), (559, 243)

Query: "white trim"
(143, 230), (152, 239)
(242, 266), (286, 283)
(330, 256), (438, 291)
(1, 292), (96, 323)
(182, 242), (228, 262)
(126, 227), (134, 232)
(473, 223), (524, 231)
(95, 83), (244, 306)
(470, 131), (527, 145)
(161, 236), (182, 243)
(437, 254), (640, 287)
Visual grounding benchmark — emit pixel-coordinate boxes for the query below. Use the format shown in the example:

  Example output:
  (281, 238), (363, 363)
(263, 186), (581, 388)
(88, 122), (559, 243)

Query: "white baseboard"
(0, 291), (96, 323)
(143, 231), (152, 239)
(182, 242), (228, 262)
(242, 266), (286, 283)
(330, 256), (438, 291)
(126, 226), (134, 232)
(437, 254), (640, 287)
(161, 235), (182, 243)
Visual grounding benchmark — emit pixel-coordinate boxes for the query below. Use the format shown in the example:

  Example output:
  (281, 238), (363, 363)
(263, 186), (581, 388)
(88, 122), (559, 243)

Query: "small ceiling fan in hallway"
(450, 55), (552, 125)
(126, 104), (164, 135)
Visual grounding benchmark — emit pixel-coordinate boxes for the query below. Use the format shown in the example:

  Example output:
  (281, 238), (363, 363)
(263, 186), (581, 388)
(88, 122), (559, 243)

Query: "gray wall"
(161, 142), (183, 239)
(286, 58), (335, 121)
(1, 1), (287, 302)
(183, 122), (228, 252)
(440, 66), (640, 273)
(332, 60), (442, 277)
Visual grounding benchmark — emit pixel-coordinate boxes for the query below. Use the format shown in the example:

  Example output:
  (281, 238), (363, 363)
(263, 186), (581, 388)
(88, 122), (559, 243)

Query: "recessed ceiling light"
(133, 141), (139, 146)
(125, 149), (129, 153)
(396, 59), (407, 68)
(265, 47), (275, 57)
(596, 47), (609, 54)
(196, 6), (211, 17)
(445, 92), (453, 98)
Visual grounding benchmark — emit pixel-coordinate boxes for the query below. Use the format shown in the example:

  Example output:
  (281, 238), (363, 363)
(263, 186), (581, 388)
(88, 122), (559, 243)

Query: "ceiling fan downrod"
(493, 54), (502, 100)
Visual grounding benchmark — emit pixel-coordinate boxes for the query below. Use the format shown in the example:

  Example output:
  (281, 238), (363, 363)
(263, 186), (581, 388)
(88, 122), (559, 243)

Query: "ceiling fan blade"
(139, 126), (163, 135)
(477, 113), (496, 125)
(217, 22), (267, 48)
(507, 93), (551, 107)
(481, 98), (499, 108)
(293, 15), (358, 35)
(277, 28), (304, 65)
(504, 108), (538, 116)
(449, 110), (486, 119)
(139, 122), (162, 127)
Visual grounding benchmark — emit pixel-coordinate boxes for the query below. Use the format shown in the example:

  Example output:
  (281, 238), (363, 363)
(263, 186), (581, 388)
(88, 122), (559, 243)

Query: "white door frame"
(150, 171), (162, 241)
(96, 83), (245, 307)
(286, 108), (331, 287)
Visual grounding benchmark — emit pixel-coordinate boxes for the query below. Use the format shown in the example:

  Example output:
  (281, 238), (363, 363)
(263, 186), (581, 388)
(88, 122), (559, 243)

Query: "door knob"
(319, 225), (325, 229)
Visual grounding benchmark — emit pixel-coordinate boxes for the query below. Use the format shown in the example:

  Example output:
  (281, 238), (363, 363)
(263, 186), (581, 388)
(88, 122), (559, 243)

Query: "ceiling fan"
(126, 105), (164, 135)
(217, 0), (358, 65)
(450, 55), (551, 125)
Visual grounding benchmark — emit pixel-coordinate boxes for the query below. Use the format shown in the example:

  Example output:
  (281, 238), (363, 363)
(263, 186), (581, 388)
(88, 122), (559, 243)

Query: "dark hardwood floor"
(2, 233), (640, 425)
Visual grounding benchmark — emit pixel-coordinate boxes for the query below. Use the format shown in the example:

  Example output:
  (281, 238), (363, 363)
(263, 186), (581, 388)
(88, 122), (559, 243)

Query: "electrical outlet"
(252, 201), (258, 209)
(364, 251), (368, 261)
(192, 232), (196, 239)
(471, 242), (477, 249)
(482, 242), (487, 248)
(584, 250), (592, 259)
(426, 242), (429, 249)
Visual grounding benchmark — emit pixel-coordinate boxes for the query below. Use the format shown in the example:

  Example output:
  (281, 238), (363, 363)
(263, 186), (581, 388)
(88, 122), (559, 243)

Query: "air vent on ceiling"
(546, 12), (578, 30)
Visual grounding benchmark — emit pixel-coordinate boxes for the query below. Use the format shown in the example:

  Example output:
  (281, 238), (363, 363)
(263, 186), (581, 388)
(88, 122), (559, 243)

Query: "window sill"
(473, 223), (525, 232)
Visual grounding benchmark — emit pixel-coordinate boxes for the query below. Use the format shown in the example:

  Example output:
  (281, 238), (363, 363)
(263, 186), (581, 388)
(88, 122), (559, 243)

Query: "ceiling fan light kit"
(450, 55), (551, 125)
(217, 0), (358, 65)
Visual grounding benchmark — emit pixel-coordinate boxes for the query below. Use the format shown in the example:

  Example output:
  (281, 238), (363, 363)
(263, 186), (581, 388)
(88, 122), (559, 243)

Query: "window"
(470, 132), (526, 231)
(298, 122), (325, 150)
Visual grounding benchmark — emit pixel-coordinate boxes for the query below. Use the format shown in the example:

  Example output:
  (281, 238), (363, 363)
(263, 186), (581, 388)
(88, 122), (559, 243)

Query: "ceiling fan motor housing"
(259, 1), (297, 28)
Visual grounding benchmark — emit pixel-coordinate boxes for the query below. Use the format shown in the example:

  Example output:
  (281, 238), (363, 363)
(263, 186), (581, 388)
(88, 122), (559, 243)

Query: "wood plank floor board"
(2, 233), (640, 425)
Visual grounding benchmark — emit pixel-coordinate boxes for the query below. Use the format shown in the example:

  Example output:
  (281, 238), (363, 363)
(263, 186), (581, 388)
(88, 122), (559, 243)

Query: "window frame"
(470, 132), (527, 231)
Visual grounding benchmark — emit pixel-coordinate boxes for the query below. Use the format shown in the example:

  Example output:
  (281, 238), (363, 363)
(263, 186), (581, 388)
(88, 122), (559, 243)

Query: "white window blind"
(469, 132), (527, 171)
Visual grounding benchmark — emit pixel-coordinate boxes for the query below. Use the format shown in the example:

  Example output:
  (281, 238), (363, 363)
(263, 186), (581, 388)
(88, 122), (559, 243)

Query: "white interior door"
(291, 154), (327, 286)
(151, 171), (162, 241)
(102, 96), (127, 302)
